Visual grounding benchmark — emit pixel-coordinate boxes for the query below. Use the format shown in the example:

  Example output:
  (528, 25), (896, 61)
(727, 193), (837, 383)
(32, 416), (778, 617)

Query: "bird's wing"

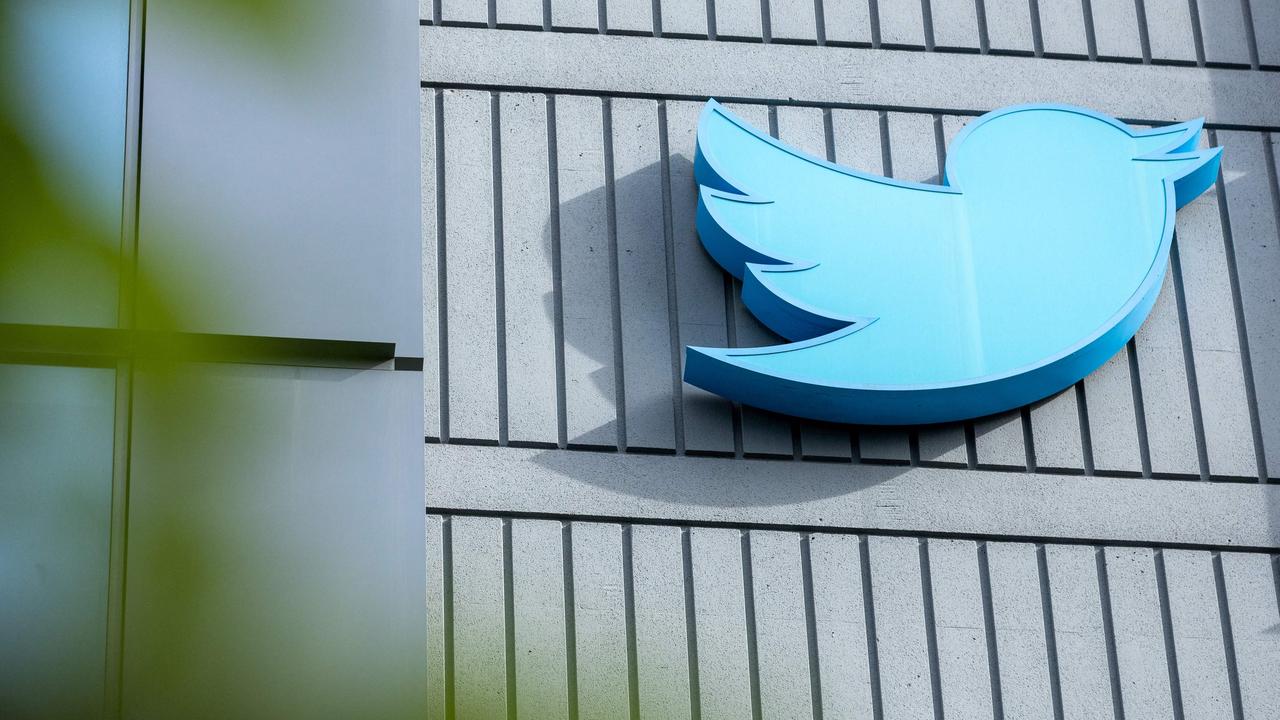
(694, 100), (962, 341)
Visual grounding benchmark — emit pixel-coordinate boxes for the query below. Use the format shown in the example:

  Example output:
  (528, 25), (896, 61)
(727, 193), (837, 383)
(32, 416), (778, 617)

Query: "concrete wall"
(420, 3), (1280, 718)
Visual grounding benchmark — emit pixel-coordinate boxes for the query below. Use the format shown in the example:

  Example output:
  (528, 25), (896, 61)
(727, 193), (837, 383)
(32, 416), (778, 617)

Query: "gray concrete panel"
(442, 0), (488, 24)
(987, 542), (1056, 719)
(667, 100), (737, 454)
(1038, 0), (1090, 57)
(1196, 0), (1253, 65)
(927, 538), (996, 719)
(421, 27), (1280, 129)
(497, 0), (546, 26)
(689, 527), (755, 720)
(553, 0), (600, 29)
(748, 531), (816, 719)
(630, 525), (694, 719)
(1104, 547), (1175, 719)
(975, 410), (1029, 469)
(613, 98), (679, 451)
(500, 93), (562, 446)
(437, 508), (1280, 720)
(1176, 135), (1258, 479)
(1075, 0), (1142, 59)
(1220, 130), (1279, 480)
(867, 536), (935, 719)
(451, 516), (509, 719)
(443, 89), (501, 441)
(984, 0), (1036, 53)
(824, 0), (875, 44)
(571, 522), (632, 719)
(424, 90), (442, 440)
(425, 444), (1280, 548)
(1254, 0), (1280, 67)
(661, 0), (710, 35)
(511, 519), (572, 720)
(918, 426), (970, 467)
(1045, 544), (1118, 719)
(1133, 265), (1202, 477)
(1219, 551), (1280, 717)
(1084, 346), (1145, 475)
(714, 0), (765, 38)
(556, 95), (622, 447)
(1162, 549), (1234, 720)
(930, 0), (981, 50)
(809, 533), (876, 718)
(877, 0), (928, 47)
(417, 6), (1280, 715)
(769, 0), (820, 41)
(1031, 387), (1086, 472)
(426, 515), (446, 719)
(1144, 0), (1199, 63)
(608, 0), (656, 33)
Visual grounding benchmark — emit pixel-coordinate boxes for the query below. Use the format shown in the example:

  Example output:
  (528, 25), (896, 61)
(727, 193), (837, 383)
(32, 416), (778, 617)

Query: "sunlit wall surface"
(419, 2), (1280, 719)
(0, 2), (425, 719)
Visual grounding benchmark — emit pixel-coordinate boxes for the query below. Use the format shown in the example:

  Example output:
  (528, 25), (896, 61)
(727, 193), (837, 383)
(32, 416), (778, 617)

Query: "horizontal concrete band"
(421, 25), (1280, 129)
(425, 444), (1280, 550)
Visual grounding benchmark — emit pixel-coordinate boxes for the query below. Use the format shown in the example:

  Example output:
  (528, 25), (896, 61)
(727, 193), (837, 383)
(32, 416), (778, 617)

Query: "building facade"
(421, 2), (1280, 719)
(2, 1), (1278, 719)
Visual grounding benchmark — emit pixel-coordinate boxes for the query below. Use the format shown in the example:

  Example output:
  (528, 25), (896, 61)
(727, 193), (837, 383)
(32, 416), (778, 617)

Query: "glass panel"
(136, 2), (421, 353)
(0, 364), (116, 720)
(122, 363), (426, 720)
(0, 0), (131, 328)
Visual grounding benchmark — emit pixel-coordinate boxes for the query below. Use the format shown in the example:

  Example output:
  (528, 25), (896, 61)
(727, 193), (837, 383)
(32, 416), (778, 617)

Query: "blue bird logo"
(686, 100), (1222, 425)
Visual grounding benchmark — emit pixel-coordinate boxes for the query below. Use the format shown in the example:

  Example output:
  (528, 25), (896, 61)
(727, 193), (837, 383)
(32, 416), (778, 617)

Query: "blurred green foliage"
(1, 3), (428, 720)
(0, 0), (321, 333)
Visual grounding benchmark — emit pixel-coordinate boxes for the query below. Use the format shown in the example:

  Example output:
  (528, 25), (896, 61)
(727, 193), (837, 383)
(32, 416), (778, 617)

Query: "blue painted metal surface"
(686, 100), (1222, 425)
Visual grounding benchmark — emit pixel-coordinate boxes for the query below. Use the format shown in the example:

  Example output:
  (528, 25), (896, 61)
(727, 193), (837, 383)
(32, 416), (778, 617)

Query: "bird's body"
(687, 101), (1222, 424)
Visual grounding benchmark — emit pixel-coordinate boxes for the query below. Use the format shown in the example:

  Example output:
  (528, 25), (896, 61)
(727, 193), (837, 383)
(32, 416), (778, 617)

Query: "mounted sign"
(685, 100), (1221, 425)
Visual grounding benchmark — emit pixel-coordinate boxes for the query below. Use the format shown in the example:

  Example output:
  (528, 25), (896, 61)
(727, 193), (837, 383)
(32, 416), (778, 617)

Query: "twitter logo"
(685, 100), (1222, 425)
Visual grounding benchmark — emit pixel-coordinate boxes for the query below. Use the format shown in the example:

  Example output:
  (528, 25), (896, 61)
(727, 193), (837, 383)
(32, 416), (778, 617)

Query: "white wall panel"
(878, 0), (927, 47)
(556, 95), (621, 447)
(612, 98), (679, 451)
(631, 525), (693, 719)
(500, 93), (562, 446)
(825, 0), (875, 44)
(571, 522), (631, 719)
(1104, 547), (1175, 719)
(1219, 552), (1280, 717)
(512, 519), (572, 720)
(868, 536), (935, 719)
(442, 90), (500, 441)
(748, 531), (816, 719)
(809, 534), (876, 718)
(666, 100), (736, 454)
(690, 527), (755, 720)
